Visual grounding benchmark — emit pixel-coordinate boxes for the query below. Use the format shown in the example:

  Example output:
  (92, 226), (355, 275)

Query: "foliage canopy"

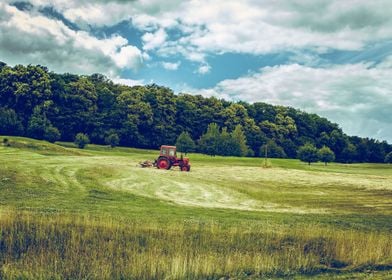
(0, 62), (390, 162)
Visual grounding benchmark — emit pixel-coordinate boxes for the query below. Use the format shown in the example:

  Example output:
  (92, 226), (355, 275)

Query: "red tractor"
(156, 145), (191, 171)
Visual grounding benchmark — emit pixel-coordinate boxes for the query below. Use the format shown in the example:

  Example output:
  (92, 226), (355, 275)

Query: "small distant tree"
(298, 143), (319, 165)
(105, 133), (120, 148)
(74, 133), (90, 149)
(385, 152), (392, 164)
(318, 146), (335, 166)
(176, 131), (195, 155)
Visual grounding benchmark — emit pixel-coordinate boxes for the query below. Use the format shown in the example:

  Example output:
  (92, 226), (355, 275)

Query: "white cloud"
(142, 28), (167, 51)
(112, 45), (143, 69)
(11, 0), (392, 74)
(0, 3), (143, 75)
(12, 0), (392, 60)
(190, 62), (392, 142)
(161, 61), (180, 70)
(2, 1), (392, 142)
(22, 0), (182, 29)
(112, 76), (144, 87)
(197, 64), (211, 75)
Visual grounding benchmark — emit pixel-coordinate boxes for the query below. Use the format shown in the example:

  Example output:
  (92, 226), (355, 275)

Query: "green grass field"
(0, 136), (391, 279)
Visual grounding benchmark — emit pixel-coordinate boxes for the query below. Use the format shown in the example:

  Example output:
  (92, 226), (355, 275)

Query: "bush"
(45, 127), (61, 143)
(74, 133), (90, 149)
(3, 138), (10, 147)
(105, 133), (120, 148)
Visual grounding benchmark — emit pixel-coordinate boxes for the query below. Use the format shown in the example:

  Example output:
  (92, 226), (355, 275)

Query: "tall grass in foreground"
(0, 211), (391, 279)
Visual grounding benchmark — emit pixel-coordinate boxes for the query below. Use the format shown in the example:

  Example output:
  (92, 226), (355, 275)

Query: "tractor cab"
(160, 145), (177, 158)
(156, 145), (191, 171)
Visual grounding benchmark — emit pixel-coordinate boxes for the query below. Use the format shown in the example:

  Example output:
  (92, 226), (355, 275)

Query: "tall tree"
(27, 105), (60, 142)
(198, 123), (220, 156)
(231, 124), (249, 157)
(52, 77), (97, 140)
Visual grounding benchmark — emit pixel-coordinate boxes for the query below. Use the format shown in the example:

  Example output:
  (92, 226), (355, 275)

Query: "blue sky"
(1, 0), (392, 142)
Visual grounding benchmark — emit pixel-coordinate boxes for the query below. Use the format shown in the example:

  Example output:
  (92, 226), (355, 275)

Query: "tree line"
(0, 62), (391, 163)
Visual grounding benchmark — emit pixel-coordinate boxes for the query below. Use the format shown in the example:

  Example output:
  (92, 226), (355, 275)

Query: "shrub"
(45, 127), (61, 143)
(3, 138), (10, 146)
(105, 133), (120, 148)
(74, 133), (90, 149)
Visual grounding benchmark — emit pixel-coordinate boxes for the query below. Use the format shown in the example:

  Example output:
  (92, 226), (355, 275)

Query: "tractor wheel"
(182, 165), (190, 172)
(157, 158), (171, 170)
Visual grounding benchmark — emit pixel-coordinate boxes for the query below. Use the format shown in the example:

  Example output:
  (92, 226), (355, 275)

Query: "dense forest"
(0, 62), (391, 163)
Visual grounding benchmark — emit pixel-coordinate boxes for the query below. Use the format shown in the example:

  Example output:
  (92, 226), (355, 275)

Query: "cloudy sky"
(1, 0), (392, 142)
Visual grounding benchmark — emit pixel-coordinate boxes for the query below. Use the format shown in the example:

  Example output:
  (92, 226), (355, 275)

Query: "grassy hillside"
(0, 136), (391, 279)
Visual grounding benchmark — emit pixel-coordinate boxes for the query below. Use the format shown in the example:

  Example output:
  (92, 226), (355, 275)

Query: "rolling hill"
(1, 136), (391, 279)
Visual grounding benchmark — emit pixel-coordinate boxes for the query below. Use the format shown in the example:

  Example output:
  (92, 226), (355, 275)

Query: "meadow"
(0, 136), (391, 279)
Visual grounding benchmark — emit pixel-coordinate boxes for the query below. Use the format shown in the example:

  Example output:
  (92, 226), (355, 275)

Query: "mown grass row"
(1, 211), (391, 279)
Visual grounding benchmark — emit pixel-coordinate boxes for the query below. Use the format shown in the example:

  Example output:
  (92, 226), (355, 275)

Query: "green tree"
(318, 131), (330, 147)
(243, 118), (267, 156)
(0, 107), (24, 135)
(341, 143), (357, 163)
(27, 106), (60, 142)
(318, 146), (335, 166)
(105, 132), (120, 148)
(385, 152), (392, 164)
(275, 113), (297, 137)
(298, 143), (319, 165)
(117, 89), (153, 147)
(0, 64), (52, 124)
(231, 124), (249, 157)
(53, 77), (97, 141)
(198, 123), (220, 156)
(220, 103), (248, 130)
(142, 85), (177, 147)
(280, 138), (297, 158)
(175, 131), (195, 154)
(217, 127), (232, 156)
(74, 133), (90, 149)
(260, 140), (286, 158)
